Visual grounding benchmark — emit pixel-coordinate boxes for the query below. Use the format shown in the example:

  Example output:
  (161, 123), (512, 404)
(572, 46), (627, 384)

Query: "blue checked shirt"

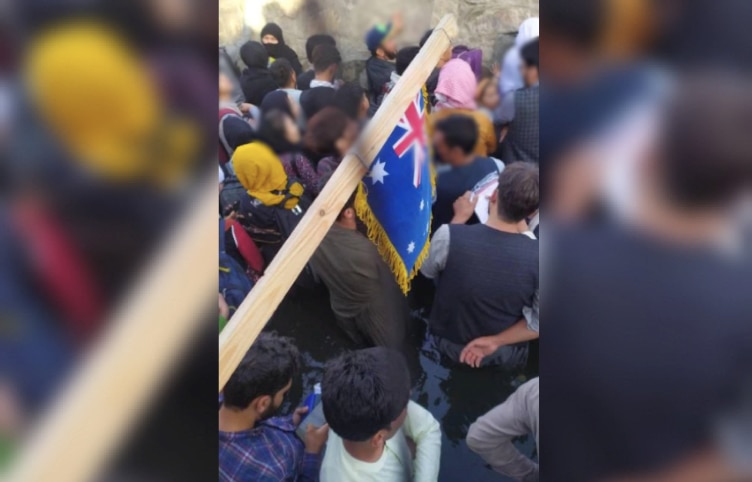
(219, 416), (320, 482)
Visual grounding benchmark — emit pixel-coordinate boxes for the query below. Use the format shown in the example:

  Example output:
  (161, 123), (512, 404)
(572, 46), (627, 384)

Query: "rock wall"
(220, 0), (538, 82)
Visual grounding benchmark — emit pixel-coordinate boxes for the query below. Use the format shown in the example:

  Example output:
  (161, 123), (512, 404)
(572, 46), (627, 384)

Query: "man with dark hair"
(269, 58), (302, 105)
(499, 38), (539, 163)
(422, 163), (539, 369)
(375, 46), (421, 108)
(319, 347), (441, 481)
(333, 82), (370, 122)
(310, 44), (342, 89)
(431, 115), (500, 230)
(298, 34), (337, 90)
(308, 182), (410, 349)
(362, 14), (403, 116)
(219, 333), (329, 481)
(396, 46), (420, 76)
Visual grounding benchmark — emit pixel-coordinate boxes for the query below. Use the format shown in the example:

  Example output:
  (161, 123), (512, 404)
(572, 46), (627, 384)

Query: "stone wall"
(220, 0), (538, 82)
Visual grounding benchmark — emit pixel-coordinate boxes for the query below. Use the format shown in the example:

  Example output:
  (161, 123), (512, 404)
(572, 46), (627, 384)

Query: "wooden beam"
(6, 178), (219, 482)
(219, 14), (458, 391)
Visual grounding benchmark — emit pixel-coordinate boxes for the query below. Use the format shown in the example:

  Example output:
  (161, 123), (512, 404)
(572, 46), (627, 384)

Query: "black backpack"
(220, 175), (248, 216)
(219, 219), (253, 318)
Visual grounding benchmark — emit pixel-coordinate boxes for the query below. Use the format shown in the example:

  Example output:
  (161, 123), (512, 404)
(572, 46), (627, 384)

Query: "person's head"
(222, 333), (300, 419)
(240, 40), (269, 69)
(219, 72), (233, 100)
(540, 0), (601, 82)
(270, 58), (296, 89)
(334, 82), (369, 121)
(491, 162), (539, 223)
(396, 46), (420, 76)
(312, 44), (341, 80)
(260, 22), (284, 45)
(433, 115), (478, 165)
(304, 106), (358, 157)
(233, 142), (304, 209)
(365, 23), (397, 60)
(260, 90), (296, 119)
(299, 86), (337, 119)
(651, 74), (752, 214)
(305, 34), (336, 63)
(322, 347), (411, 444)
(476, 77), (500, 110)
(319, 172), (358, 228)
(421, 29), (452, 67)
(435, 58), (478, 110)
(257, 109), (301, 154)
(520, 38), (539, 86)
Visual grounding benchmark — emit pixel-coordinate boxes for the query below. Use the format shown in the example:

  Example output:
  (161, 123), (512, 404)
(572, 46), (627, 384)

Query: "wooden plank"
(6, 178), (219, 482)
(219, 14), (458, 391)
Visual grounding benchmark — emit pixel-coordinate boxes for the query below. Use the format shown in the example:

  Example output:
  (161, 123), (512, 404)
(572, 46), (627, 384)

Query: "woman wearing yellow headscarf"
(232, 142), (304, 209)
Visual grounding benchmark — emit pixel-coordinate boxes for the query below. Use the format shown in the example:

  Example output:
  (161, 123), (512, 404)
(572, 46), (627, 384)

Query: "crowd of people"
(218, 14), (540, 482)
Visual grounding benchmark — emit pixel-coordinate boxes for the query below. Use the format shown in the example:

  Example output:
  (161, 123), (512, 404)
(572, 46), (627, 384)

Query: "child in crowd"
(320, 347), (441, 482)
(476, 76), (501, 121)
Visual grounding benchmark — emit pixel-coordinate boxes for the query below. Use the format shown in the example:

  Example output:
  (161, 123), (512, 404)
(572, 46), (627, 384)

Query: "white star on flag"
(407, 241), (415, 253)
(420, 199), (425, 211)
(369, 159), (389, 185)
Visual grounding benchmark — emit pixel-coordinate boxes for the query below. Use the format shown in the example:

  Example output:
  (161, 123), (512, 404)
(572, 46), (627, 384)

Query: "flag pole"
(219, 14), (458, 392)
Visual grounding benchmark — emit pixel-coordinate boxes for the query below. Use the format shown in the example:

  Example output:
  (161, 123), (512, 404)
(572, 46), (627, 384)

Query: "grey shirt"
(466, 378), (540, 482)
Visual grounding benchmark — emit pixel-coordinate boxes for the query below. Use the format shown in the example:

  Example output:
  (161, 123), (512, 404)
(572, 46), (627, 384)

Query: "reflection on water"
(266, 281), (538, 482)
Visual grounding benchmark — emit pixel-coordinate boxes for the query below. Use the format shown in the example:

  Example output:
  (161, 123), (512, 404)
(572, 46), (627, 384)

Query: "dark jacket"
(364, 57), (395, 117)
(299, 87), (337, 120)
(239, 41), (278, 105)
(240, 67), (278, 106)
(264, 43), (303, 75)
(297, 69), (315, 90)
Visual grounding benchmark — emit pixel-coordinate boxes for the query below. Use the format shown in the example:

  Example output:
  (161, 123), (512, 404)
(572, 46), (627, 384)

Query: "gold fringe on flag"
(354, 87), (436, 295)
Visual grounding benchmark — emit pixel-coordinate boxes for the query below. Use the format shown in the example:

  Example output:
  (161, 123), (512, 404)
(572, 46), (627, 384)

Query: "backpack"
(220, 175), (248, 216)
(219, 107), (242, 171)
(219, 219), (253, 319)
(235, 192), (318, 291)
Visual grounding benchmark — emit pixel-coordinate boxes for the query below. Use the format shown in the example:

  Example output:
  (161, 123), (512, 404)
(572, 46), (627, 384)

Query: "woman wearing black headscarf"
(239, 41), (278, 106)
(260, 23), (303, 75)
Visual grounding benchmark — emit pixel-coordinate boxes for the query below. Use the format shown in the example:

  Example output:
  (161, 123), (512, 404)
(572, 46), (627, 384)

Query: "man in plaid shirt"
(219, 333), (329, 481)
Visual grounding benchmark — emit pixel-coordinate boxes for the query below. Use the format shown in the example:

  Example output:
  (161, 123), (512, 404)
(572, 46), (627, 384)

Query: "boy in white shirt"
(319, 347), (442, 482)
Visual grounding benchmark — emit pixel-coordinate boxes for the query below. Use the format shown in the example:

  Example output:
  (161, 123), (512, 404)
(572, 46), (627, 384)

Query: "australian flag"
(355, 89), (433, 294)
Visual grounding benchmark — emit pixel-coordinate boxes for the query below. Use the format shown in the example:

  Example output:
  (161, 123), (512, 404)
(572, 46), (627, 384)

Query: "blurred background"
(1, 0), (218, 480)
(219, 0), (537, 82)
(3, 0), (752, 480)
(540, 0), (752, 480)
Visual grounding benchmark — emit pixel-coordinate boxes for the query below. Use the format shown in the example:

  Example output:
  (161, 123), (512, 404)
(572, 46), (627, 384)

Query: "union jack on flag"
(355, 89), (434, 293)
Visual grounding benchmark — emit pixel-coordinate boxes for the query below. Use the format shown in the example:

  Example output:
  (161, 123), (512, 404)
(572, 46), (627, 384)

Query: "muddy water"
(265, 283), (539, 482)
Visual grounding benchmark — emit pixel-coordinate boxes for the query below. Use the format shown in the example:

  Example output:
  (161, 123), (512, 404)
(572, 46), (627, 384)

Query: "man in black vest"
(499, 38), (539, 163)
(421, 163), (539, 369)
